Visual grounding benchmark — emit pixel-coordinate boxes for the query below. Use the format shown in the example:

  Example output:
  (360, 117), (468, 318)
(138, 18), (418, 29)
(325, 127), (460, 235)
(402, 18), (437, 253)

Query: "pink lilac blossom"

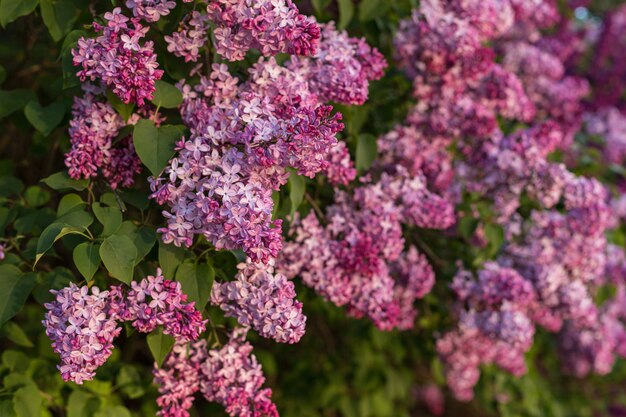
(199, 328), (278, 417)
(211, 259), (306, 343)
(42, 284), (122, 384)
(279, 166), (448, 330)
(150, 60), (344, 263)
(165, 11), (210, 62)
(125, 0), (189, 22)
(206, 0), (320, 61)
(110, 268), (207, 341)
(153, 340), (208, 417)
(72, 8), (163, 105)
(585, 107), (626, 165)
(418, 384), (444, 416)
(437, 263), (536, 401)
(286, 22), (387, 105)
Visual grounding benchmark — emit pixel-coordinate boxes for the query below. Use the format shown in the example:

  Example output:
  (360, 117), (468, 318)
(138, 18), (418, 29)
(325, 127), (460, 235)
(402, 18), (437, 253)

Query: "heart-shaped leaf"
(0, 266), (36, 327)
(24, 101), (65, 136)
(151, 80), (183, 109)
(99, 234), (137, 284)
(133, 119), (183, 177)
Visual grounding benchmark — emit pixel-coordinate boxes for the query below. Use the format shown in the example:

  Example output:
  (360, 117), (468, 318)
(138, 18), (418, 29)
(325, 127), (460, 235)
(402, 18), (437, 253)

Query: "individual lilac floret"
(165, 11), (210, 62)
(437, 263), (536, 401)
(73, 8), (163, 105)
(199, 328), (278, 417)
(206, 0), (320, 61)
(211, 259), (306, 344)
(110, 268), (207, 341)
(43, 284), (122, 384)
(154, 340), (208, 417)
(287, 22), (387, 105)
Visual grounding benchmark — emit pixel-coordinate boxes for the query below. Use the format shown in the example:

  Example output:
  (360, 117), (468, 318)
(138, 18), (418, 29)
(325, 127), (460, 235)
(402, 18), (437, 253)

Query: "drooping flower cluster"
(206, 0), (320, 61)
(64, 85), (143, 189)
(154, 329), (278, 417)
(152, 26), (386, 261)
(43, 284), (122, 384)
(436, 263), (536, 401)
(43, 270), (206, 384)
(279, 166), (449, 330)
(110, 269), (207, 341)
(72, 8), (163, 105)
(211, 259), (306, 344)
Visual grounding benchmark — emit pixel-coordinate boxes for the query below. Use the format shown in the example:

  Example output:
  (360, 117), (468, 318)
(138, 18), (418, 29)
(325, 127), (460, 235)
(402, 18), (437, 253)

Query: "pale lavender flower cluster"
(64, 85), (147, 189)
(279, 166), (448, 330)
(286, 22), (387, 105)
(206, 0), (320, 61)
(150, 58), (347, 263)
(125, 0), (187, 22)
(211, 259), (306, 344)
(43, 284), (122, 384)
(164, 11), (210, 62)
(437, 263), (536, 401)
(154, 329), (278, 417)
(73, 8), (163, 105)
(43, 271), (206, 384)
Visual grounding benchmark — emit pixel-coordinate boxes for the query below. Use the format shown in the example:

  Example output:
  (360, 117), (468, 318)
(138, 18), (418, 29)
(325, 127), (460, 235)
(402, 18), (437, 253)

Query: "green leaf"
(311, 0), (331, 16)
(117, 365), (145, 399)
(23, 185), (50, 207)
(67, 390), (100, 417)
(60, 29), (85, 56)
(132, 226), (156, 265)
(57, 193), (85, 216)
(288, 172), (305, 216)
(1, 322), (33, 347)
(0, 89), (36, 118)
(151, 80), (183, 109)
(484, 223), (504, 257)
(73, 242), (101, 281)
(23, 100), (65, 136)
(133, 120), (182, 176)
(355, 134), (377, 173)
(32, 268), (72, 304)
(158, 241), (186, 278)
(35, 223), (87, 265)
(41, 171), (88, 191)
(147, 328), (175, 367)
(0, 0), (38, 27)
(337, 0), (354, 29)
(0, 400), (15, 417)
(12, 385), (42, 417)
(105, 89), (135, 122)
(57, 209), (94, 228)
(92, 202), (122, 236)
(176, 262), (213, 311)
(0, 266), (36, 328)
(99, 234), (137, 284)
(40, 0), (78, 42)
(359, 0), (386, 21)
(62, 44), (79, 89)
(94, 406), (131, 417)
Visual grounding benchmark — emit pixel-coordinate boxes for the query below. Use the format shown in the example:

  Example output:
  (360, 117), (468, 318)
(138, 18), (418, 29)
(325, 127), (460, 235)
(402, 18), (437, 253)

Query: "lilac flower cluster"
(279, 166), (448, 330)
(437, 263), (536, 401)
(152, 38), (384, 260)
(164, 11), (210, 62)
(126, 0), (192, 22)
(585, 107), (626, 165)
(65, 85), (143, 189)
(206, 0), (320, 61)
(43, 271), (206, 384)
(154, 328), (278, 417)
(73, 8), (163, 105)
(43, 284), (122, 384)
(211, 259), (306, 344)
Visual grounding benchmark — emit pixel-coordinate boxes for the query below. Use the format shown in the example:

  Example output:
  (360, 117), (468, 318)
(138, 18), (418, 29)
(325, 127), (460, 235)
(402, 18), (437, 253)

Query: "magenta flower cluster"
(73, 8), (163, 105)
(43, 270), (206, 384)
(154, 329), (278, 417)
(211, 259), (306, 344)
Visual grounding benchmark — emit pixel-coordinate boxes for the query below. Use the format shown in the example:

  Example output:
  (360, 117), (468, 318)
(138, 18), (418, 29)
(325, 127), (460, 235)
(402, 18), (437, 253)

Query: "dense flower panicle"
(111, 269), (207, 341)
(437, 264), (536, 400)
(287, 22), (387, 105)
(211, 259), (306, 343)
(152, 59), (345, 262)
(165, 11), (210, 62)
(206, 0), (320, 61)
(154, 340), (208, 417)
(43, 284), (122, 384)
(199, 328), (279, 417)
(72, 8), (163, 105)
(508, 0), (559, 28)
(323, 141), (356, 185)
(585, 107), (626, 165)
